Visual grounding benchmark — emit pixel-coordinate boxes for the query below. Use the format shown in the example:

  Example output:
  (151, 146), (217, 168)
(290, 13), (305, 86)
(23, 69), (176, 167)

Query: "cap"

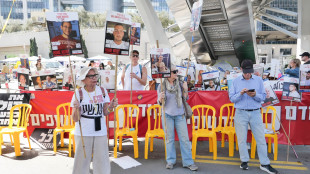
(241, 60), (254, 73)
(300, 52), (310, 57)
(307, 70), (310, 73)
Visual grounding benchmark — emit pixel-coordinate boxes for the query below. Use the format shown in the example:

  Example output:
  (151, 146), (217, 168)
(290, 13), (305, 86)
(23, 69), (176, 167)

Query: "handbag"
(179, 81), (193, 119)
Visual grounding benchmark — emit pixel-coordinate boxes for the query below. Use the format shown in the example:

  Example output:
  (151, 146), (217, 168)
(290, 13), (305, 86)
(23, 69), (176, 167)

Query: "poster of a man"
(262, 81), (279, 107)
(130, 22), (141, 46)
(104, 11), (131, 55)
(190, 0), (203, 32)
(46, 12), (83, 57)
(299, 64), (310, 92)
(43, 75), (57, 89)
(202, 71), (220, 91)
(282, 77), (301, 102)
(150, 48), (171, 78)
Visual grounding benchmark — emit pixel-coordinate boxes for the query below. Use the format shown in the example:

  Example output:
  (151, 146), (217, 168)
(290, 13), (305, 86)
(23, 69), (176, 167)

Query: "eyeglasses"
(132, 54), (139, 58)
(172, 70), (178, 74)
(86, 74), (99, 79)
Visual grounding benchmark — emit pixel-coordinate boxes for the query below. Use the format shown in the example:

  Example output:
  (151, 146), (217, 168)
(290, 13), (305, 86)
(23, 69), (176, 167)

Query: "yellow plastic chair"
(0, 127), (13, 145)
(251, 106), (278, 160)
(53, 103), (75, 157)
(221, 86), (228, 91)
(192, 105), (217, 160)
(0, 104), (32, 156)
(114, 104), (139, 158)
(215, 103), (238, 157)
(145, 105), (166, 159)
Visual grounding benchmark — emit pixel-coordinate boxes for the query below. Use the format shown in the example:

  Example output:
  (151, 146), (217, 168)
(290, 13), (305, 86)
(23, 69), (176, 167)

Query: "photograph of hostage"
(105, 23), (129, 49)
(288, 83), (300, 99)
(44, 75), (57, 89)
(152, 55), (169, 73)
(18, 74), (28, 87)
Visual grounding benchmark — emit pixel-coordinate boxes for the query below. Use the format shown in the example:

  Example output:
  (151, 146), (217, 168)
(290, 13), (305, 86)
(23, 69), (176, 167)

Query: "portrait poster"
(104, 11), (131, 55)
(20, 58), (30, 70)
(270, 59), (281, 78)
(299, 64), (310, 92)
(99, 70), (115, 90)
(130, 22), (141, 46)
(201, 71), (220, 91)
(281, 77), (301, 102)
(62, 67), (79, 90)
(46, 12), (83, 57)
(150, 48), (171, 78)
(227, 72), (242, 90)
(31, 70), (57, 91)
(262, 81), (279, 107)
(190, 0), (203, 32)
(195, 64), (207, 87)
(17, 68), (30, 90)
(254, 64), (264, 77)
(176, 66), (187, 77)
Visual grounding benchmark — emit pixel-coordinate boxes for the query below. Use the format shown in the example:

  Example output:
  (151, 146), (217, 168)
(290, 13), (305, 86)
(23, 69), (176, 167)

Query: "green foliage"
(29, 37), (38, 56)
(81, 35), (88, 58)
(49, 46), (53, 58)
(157, 11), (180, 32)
(129, 13), (144, 28)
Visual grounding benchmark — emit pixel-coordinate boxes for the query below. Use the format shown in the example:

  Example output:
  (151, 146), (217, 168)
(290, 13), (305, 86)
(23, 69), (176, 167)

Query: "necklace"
(85, 87), (98, 114)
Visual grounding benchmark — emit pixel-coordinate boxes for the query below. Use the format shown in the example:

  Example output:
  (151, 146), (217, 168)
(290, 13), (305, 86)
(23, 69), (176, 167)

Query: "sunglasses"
(172, 70), (178, 74)
(86, 74), (99, 79)
(132, 54), (139, 58)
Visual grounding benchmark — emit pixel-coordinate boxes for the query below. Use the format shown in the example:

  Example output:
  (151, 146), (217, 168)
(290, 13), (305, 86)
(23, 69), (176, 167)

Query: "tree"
(29, 37), (38, 56)
(129, 13), (144, 28)
(81, 35), (88, 58)
(158, 11), (180, 32)
(49, 46), (53, 58)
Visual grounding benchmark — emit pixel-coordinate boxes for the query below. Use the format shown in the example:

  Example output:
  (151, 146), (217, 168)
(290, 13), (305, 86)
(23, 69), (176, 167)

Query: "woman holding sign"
(157, 64), (198, 171)
(71, 67), (118, 174)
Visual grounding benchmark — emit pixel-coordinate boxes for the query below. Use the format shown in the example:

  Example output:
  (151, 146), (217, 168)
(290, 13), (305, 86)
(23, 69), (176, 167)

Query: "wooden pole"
(287, 100), (293, 162)
(157, 40), (168, 160)
(185, 32), (194, 77)
(113, 55), (119, 154)
(69, 55), (86, 158)
(130, 45), (133, 104)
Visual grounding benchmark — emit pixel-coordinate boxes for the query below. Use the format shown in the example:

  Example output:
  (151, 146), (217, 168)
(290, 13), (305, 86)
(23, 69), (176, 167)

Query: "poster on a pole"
(262, 81), (279, 107)
(254, 64), (264, 77)
(299, 64), (310, 92)
(17, 68), (30, 90)
(150, 48), (171, 78)
(190, 0), (203, 32)
(176, 66), (187, 77)
(46, 12), (83, 57)
(201, 71), (220, 91)
(270, 59), (281, 78)
(195, 64), (207, 87)
(20, 58), (30, 70)
(104, 11), (131, 55)
(130, 22), (141, 46)
(31, 70), (57, 91)
(99, 70), (115, 90)
(281, 77), (301, 102)
(227, 72), (242, 90)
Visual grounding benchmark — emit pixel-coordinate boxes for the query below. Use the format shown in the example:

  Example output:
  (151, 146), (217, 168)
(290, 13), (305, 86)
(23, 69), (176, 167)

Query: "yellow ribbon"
(0, 0), (16, 39)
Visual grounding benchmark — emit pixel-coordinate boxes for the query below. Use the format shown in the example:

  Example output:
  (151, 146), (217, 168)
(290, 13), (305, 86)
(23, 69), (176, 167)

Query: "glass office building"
(122, 0), (170, 14)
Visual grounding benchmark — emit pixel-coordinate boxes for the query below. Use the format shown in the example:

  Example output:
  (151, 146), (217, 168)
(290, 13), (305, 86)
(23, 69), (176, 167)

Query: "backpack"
(125, 64), (142, 77)
(78, 86), (106, 103)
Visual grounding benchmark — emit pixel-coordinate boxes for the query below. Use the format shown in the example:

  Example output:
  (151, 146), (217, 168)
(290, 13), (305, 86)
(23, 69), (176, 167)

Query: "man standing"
(2, 63), (9, 82)
(229, 60), (278, 174)
(300, 52), (310, 64)
(121, 50), (147, 90)
(105, 23), (129, 49)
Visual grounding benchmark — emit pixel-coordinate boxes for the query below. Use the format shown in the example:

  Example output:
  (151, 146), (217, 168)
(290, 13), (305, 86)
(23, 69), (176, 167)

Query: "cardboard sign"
(190, 0), (203, 32)
(262, 81), (279, 107)
(201, 71), (220, 91)
(130, 22), (141, 46)
(299, 64), (310, 92)
(150, 48), (171, 78)
(99, 70), (115, 90)
(282, 77), (301, 102)
(31, 70), (57, 90)
(17, 68), (30, 90)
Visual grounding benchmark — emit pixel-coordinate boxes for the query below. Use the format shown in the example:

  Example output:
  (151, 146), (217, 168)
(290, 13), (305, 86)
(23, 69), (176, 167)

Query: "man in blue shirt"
(229, 60), (278, 174)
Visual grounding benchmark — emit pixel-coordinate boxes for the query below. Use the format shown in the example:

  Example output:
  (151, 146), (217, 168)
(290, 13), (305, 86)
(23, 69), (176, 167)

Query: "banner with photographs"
(282, 77), (301, 102)
(20, 58), (30, 70)
(299, 64), (310, 92)
(201, 71), (220, 91)
(0, 93), (31, 126)
(227, 72), (242, 90)
(31, 70), (57, 90)
(99, 70), (115, 90)
(195, 64), (207, 87)
(190, 0), (203, 32)
(262, 81), (279, 107)
(104, 11), (131, 55)
(130, 22), (141, 46)
(150, 48), (171, 78)
(17, 68), (30, 90)
(46, 12), (83, 57)
(176, 66), (187, 77)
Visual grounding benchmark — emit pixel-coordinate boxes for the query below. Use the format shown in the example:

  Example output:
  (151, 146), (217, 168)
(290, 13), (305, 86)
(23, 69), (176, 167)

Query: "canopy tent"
(88, 55), (112, 61)
(51, 56), (86, 62)
(1, 57), (20, 62)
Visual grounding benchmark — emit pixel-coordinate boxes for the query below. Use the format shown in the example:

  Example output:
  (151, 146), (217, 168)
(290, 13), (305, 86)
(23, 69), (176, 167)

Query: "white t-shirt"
(71, 86), (110, 136)
(289, 90), (300, 98)
(105, 40), (129, 49)
(123, 64), (144, 90)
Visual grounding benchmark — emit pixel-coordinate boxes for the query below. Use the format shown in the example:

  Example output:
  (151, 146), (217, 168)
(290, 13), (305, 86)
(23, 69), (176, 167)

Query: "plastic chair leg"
(209, 138), (213, 152)
(228, 133), (234, 157)
(221, 133), (225, 147)
(133, 135), (139, 158)
(119, 136), (123, 151)
(73, 135), (75, 153)
(235, 134), (239, 150)
(25, 130), (31, 150)
(268, 137), (272, 153)
(53, 131), (57, 154)
(250, 136), (256, 159)
(114, 136), (118, 158)
(192, 135), (197, 160)
(150, 137), (154, 152)
(61, 132), (64, 147)
(9, 134), (14, 145)
(13, 133), (21, 156)
(212, 135), (217, 160)
(274, 137), (278, 161)
(69, 135), (72, 157)
(0, 133), (2, 155)
(144, 135), (149, 159)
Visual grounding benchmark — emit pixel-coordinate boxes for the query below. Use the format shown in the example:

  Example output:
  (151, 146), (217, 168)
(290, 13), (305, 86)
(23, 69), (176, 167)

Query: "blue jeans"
(4, 73), (9, 81)
(234, 109), (270, 165)
(162, 113), (194, 167)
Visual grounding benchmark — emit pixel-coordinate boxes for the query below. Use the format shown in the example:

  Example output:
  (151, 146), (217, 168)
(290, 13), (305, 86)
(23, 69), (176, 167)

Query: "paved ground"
(0, 136), (309, 174)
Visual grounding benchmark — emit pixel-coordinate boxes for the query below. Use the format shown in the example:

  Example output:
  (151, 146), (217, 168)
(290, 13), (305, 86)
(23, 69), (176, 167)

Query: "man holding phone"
(229, 60), (278, 174)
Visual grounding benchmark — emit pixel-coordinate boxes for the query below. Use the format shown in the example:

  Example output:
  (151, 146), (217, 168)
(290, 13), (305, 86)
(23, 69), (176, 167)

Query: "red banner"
(25, 91), (310, 145)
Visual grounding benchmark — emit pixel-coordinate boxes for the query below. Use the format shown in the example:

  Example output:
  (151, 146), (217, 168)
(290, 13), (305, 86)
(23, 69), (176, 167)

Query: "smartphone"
(248, 89), (255, 92)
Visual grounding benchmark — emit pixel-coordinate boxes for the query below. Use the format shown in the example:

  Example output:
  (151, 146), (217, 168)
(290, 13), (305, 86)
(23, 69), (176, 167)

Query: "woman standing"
(71, 67), (118, 174)
(158, 65), (198, 171)
(285, 59), (301, 78)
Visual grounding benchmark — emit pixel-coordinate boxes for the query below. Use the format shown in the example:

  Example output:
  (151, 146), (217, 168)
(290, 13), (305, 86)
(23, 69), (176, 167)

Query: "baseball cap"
(241, 60), (254, 73)
(300, 52), (310, 57)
